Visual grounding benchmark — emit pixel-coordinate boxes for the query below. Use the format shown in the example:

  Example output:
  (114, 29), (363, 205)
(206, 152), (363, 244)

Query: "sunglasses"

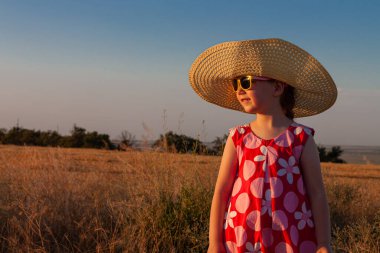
(232, 75), (273, 92)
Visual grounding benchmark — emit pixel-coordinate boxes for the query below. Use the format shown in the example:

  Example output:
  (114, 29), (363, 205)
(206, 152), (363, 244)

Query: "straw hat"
(188, 38), (338, 118)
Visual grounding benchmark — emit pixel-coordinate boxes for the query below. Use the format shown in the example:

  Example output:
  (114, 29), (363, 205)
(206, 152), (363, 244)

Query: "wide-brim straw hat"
(188, 38), (338, 118)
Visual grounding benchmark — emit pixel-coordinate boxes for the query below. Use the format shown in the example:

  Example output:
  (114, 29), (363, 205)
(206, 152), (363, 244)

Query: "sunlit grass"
(0, 144), (379, 252)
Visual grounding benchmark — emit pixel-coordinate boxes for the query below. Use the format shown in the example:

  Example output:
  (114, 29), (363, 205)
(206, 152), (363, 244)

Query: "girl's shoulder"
(227, 123), (250, 149)
(291, 122), (316, 149)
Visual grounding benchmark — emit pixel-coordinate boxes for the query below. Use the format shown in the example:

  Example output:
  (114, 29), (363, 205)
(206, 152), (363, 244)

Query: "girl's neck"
(253, 113), (294, 129)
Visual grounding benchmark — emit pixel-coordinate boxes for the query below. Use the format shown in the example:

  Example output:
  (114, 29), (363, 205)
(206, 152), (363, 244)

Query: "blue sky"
(0, 0), (379, 146)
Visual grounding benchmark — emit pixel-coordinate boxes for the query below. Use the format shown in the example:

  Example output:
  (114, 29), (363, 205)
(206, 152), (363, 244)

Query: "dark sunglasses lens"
(240, 78), (251, 89)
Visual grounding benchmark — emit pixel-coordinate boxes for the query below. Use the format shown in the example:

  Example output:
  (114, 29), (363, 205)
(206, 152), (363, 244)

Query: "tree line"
(0, 124), (345, 163)
(0, 124), (114, 149)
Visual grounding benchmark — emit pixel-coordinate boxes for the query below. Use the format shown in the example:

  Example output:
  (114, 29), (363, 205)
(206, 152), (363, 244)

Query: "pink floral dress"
(223, 121), (318, 253)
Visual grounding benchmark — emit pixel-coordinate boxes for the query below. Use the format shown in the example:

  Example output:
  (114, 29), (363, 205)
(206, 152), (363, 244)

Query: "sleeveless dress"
(223, 121), (318, 253)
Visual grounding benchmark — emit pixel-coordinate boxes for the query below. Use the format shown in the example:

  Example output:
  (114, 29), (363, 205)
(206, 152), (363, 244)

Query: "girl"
(188, 38), (337, 253)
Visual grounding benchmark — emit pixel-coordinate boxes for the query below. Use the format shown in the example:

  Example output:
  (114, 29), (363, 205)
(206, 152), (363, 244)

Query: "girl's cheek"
(253, 90), (271, 104)
(251, 93), (263, 106)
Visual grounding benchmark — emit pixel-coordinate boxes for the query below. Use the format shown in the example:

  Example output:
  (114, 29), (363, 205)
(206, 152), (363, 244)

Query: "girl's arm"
(208, 133), (238, 252)
(300, 135), (333, 253)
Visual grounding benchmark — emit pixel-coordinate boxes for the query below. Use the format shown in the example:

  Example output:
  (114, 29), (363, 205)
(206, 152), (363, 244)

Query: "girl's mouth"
(241, 98), (251, 102)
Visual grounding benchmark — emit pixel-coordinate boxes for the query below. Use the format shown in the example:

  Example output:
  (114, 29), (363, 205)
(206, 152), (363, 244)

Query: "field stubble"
(0, 145), (379, 253)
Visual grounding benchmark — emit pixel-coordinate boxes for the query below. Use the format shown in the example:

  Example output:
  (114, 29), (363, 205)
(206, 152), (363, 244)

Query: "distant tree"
(39, 130), (61, 146)
(19, 128), (39, 145)
(0, 128), (6, 144)
(317, 145), (328, 161)
(318, 144), (346, 163)
(152, 131), (208, 154)
(3, 126), (23, 145)
(210, 134), (229, 156)
(58, 136), (73, 148)
(70, 124), (86, 147)
(327, 146), (346, 163)
(118, 130), (136, 149)
(84, 131), (113, 149)
(59, 124), (115, 149)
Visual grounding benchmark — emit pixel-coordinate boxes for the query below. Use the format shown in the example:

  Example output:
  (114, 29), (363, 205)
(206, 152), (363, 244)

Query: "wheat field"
(0, 145), (379, 253)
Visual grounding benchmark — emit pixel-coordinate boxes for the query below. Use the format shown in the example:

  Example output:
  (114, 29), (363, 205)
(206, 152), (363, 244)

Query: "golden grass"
(0, 144), (379, 252)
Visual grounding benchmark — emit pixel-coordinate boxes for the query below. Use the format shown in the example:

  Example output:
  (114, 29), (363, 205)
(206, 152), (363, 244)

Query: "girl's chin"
(241, 104), (257, 112)
(243, 108), (258, 114)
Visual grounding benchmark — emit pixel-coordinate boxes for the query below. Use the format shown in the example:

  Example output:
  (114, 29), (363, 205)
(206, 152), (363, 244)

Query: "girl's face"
(235, 79), (279, 114)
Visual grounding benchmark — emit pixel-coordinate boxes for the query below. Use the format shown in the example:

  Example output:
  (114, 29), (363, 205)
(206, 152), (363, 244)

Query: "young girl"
(188, 38), (337, 253)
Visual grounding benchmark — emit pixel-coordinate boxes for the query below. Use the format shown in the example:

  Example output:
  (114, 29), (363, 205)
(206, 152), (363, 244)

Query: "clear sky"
(0, 0), (379, 146)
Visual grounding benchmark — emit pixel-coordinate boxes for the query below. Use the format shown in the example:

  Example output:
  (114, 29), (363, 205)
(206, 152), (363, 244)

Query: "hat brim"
(188, 38), (338, 118)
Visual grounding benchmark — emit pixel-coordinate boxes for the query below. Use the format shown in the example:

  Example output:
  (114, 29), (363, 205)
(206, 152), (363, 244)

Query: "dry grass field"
(0, 145), (379, 253)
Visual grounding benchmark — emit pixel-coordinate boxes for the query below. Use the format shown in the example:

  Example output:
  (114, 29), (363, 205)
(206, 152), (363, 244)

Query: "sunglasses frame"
(232, 75), (273, 92)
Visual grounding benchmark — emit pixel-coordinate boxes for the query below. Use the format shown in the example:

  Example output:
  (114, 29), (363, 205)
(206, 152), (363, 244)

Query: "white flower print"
(261, 189), (272, 217)
(294, 125), (313, 136)
(224, 202), (237, 229)
(253, 145), (278, 173)
(245, 241), (262, 253)
(229, 127), (236, 137)
(294, 126), (303, 136)
(294, 202), (314, 230)
(238, 126), (246, 134)
(277, 156), (300, 184)
(303, 126), (313, 136)
(254, 145), (267, 170)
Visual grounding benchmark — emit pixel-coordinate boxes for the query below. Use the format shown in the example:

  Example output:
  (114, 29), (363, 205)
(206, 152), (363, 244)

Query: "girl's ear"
(273, 80), (286, 96)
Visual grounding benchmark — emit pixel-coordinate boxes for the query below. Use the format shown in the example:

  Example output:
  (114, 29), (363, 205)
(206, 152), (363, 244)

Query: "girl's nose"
(237, 88), (247, 94)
